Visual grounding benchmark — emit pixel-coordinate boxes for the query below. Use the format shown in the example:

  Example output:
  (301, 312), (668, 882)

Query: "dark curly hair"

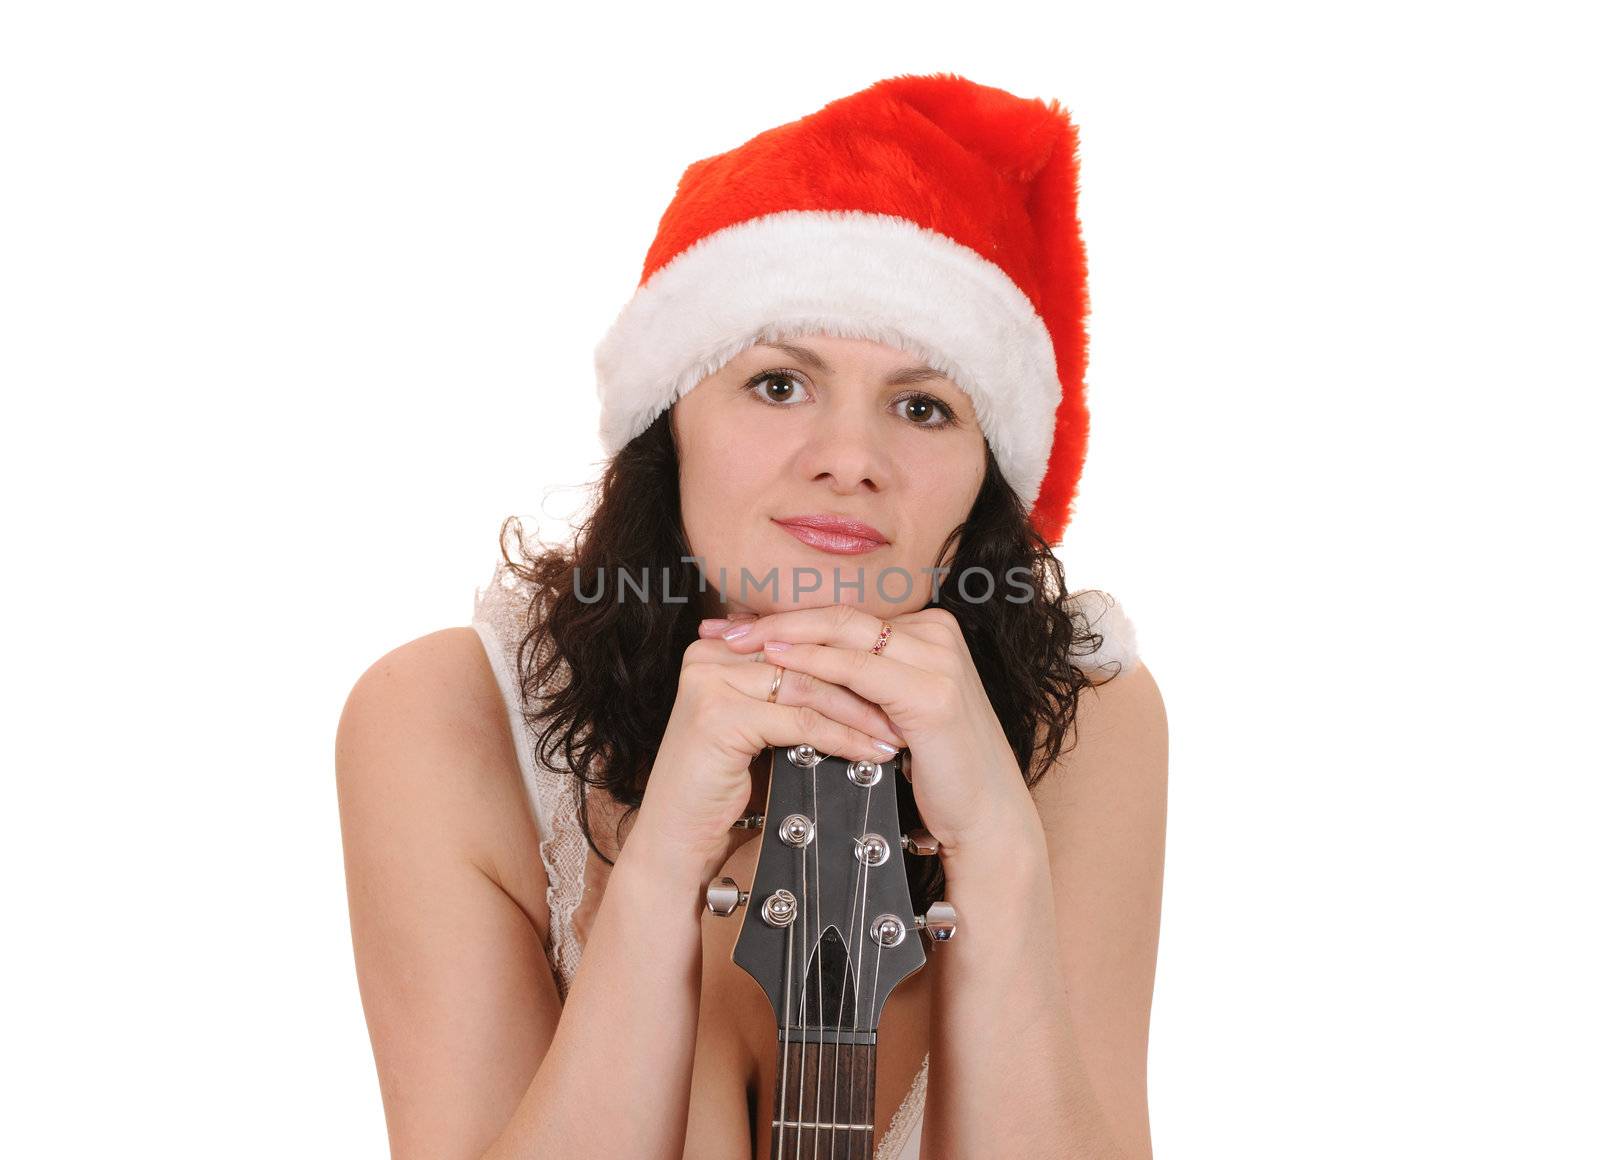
(494, 405), (1123, 916)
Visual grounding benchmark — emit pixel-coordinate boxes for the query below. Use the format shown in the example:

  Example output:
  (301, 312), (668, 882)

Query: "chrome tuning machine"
(914, 900), (958, 943)
(901, 827), (940, 856)
(704, 876), (748, 917)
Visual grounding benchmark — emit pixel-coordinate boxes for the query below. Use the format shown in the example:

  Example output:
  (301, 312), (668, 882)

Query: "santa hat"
(593, 71), (1092, 546)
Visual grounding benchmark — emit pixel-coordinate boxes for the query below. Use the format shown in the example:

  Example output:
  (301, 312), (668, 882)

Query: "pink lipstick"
(772, 514), (890, 556)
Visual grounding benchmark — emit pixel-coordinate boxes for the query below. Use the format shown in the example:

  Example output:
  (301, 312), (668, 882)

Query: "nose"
(795, 402), (890, 495)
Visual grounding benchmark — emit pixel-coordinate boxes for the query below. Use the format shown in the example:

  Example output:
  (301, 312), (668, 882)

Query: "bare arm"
(485, 829), (715, 1158)
(923, 660), (1168, 1159)
(335, 628), (747, 1160)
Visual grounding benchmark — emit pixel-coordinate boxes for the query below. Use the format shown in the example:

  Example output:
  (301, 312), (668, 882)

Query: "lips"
(772, 514), (890, 555)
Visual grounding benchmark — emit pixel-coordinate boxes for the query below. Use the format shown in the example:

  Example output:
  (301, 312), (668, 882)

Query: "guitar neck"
(770, 1033), (877, 1159)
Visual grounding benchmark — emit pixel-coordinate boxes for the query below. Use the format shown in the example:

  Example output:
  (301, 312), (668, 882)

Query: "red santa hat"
(593, 71), (1092, 546)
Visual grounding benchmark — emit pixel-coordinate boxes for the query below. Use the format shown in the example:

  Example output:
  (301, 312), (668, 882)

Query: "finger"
(757, 642), (919, 722)
(759, 700), (901, 765)
(682, 636), (778, 666)
(695, 611), (758, 636)
(689, 638), (907, 747)
(712, 603), (942, 666)
(713, 656), (904, 747)
(763, 664), (908, 747)
(705, 660), (899, 760)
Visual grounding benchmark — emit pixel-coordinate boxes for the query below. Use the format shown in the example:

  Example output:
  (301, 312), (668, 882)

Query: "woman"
(337, 72), (1167, 1160)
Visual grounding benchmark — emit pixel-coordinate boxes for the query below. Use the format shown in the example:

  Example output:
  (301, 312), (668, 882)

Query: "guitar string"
(865, 916), (888, 1160)
(774, 747), (806, 1160)
(818, 753), (865, 1160)
(837, 777), (874, 1160)
(808, 756), (826, 1159)
(779, 751), (832, 1159)
(796, 757), (813, 1157)
(773, 751), (794, 1160)
(859, 779), (893, 1160)
(777, 918), (795, 1160)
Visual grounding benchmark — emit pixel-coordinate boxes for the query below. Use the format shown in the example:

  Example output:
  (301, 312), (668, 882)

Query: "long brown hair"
(495, 406), (1123, 914)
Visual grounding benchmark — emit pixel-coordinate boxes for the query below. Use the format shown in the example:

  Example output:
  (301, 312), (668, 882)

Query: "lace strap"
(470, 562), (556, 840)
(470, 559), (589, 1002)
(877, 1052), (929, 1157)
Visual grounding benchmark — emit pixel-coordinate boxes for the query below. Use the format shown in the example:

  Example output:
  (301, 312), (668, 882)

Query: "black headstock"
(707, 744), (955, 1039)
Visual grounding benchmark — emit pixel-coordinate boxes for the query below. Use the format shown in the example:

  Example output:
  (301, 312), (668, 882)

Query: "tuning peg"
(729, 813), (764, 831)
(914, 900), (958, 942)
(704, 876), (749, 917)
(901, 828), (940, 856)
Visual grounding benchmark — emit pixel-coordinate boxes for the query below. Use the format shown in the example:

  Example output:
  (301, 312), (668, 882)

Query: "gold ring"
(766, 667), (785, 704)
(870, 620), (893, 656)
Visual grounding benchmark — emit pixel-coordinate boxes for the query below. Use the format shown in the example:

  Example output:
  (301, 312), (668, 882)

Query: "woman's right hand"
(630, 628), (908, 882)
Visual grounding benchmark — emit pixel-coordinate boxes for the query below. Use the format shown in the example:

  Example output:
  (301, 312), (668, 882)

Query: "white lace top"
(469, 559), (1142, 1159)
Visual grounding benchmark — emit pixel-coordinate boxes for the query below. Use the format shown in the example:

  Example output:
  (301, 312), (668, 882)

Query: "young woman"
(337, 73), (1168, 1160)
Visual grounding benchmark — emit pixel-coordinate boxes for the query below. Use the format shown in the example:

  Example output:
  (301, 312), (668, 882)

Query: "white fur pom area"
(1068, 589), (1141, 676)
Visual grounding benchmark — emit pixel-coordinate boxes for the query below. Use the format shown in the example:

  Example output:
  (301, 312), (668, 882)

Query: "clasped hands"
(699, 603), (1043, 862)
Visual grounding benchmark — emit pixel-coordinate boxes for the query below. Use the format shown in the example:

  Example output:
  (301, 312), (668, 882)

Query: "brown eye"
(744, 370), (810, 406)
(894, 393), (956, 429)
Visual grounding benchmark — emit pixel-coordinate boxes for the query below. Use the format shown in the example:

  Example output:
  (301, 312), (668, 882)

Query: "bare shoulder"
(1073, 658), (1166, 753)
(1031, 657), (1168, 835)
(341, 626), (505, 733)
(335, 626), (549, 939)
(334, 628), (560, 1155)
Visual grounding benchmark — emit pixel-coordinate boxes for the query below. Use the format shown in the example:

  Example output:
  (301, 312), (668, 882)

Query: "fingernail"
(721, 623), (753, 641)
(872, 740), (899, 756)
(764, 641), (791, 653)
(699, 618), (730, 634)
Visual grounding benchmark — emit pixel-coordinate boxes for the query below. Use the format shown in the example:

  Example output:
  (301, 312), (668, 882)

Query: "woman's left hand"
(701, 604), (1044, 859)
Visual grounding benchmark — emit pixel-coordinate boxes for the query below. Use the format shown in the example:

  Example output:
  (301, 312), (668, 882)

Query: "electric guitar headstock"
(705, 744), (957, 1159)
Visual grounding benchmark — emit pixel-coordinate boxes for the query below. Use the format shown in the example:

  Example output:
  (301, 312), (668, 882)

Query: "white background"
(3, 2), (1595, 1156)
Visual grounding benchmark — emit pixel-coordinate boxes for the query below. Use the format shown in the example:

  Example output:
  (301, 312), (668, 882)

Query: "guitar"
(706, 743), (958, 1159)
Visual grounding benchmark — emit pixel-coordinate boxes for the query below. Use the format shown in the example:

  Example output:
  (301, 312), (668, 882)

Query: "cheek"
(678, 409), (736, 495)
(678, 431), (775, 560)
(683, 449), (766, 512)
(908, 456), (981, 521)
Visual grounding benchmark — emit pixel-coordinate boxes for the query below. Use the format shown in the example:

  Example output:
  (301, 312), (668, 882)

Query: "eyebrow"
(754, 342), (950, 387)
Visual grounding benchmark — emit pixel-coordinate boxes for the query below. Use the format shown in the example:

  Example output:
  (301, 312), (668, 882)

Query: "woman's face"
(671, 333), (987, 618)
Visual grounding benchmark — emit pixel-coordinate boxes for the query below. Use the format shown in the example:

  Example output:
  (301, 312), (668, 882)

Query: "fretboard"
(769, 1034), (877, 1159)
